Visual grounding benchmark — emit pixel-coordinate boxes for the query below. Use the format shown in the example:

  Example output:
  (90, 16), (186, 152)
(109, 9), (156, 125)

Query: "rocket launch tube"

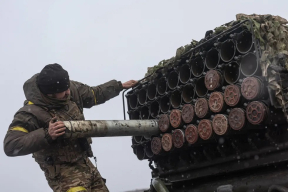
(63, 120), (159, 138)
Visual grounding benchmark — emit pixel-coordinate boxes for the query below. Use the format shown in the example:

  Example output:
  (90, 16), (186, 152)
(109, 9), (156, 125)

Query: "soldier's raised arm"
(4, 111), (50, 157)
(71, 79), (138, 108)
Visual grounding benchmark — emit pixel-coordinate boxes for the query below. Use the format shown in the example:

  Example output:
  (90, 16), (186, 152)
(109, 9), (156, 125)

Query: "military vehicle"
(64, 14), (288, 192)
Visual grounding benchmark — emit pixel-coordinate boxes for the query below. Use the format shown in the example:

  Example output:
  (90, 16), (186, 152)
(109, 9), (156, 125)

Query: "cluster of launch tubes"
(127, 28), (286, 161)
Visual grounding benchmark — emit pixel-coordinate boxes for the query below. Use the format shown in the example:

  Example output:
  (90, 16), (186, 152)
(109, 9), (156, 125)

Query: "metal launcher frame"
(124, 20), (288, 192)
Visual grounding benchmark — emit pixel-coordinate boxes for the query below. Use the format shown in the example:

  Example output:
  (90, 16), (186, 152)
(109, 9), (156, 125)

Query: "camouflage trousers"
(41, 158), (109, 192)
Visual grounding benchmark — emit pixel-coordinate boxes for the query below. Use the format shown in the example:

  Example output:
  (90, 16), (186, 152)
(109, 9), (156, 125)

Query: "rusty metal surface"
(212, 114), (229, 135)
(162, 133), (173, 152)
(170, 109), (182, 128)
(159, 114), (170, 132)
(198, 119), (213, 140)
(205, 70), (222, 90)
(182, 104), (195, 123)
(185, 124), (198, 144)
(172, 129), (185, 148)
(241, 77), (261, 100)
(229, 108), (246, 130)
(208, 92), (225, 113)
(246, 101), (267, 125)
(63, 120), (159, 138)
(151, 137), (162, 155)
(195, 98), (209, 118)
(224, 85), (241, 106)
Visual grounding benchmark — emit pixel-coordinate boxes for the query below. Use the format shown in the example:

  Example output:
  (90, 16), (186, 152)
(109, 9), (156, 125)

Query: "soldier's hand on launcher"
(48, 117), (66, 140)
(122, 80), (138, 89)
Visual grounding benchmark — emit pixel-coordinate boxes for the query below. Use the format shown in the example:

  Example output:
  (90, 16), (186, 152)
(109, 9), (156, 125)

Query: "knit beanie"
(37, 63), (70, 94)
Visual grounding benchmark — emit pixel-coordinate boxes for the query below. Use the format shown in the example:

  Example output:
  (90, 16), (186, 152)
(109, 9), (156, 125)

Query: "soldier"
(3, 63), (138, 192)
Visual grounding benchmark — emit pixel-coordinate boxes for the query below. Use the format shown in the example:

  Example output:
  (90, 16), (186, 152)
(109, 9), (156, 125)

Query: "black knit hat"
(37, 63), (70, 94)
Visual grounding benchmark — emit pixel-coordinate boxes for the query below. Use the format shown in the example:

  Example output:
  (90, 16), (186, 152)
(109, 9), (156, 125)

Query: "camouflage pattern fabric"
(43, 158), (109, 192)
(235, 14), (288, 121)
(144, 13), (288, 122)
(4, 74), (123, 192)
(144, 40), (199, 78)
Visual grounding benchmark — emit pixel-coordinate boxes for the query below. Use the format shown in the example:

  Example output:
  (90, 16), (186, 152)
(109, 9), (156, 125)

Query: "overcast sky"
(0, 1), (288, 192)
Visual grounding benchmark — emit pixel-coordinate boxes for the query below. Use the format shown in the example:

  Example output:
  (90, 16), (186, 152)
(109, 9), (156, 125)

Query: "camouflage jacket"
(3, 74), (123, 164)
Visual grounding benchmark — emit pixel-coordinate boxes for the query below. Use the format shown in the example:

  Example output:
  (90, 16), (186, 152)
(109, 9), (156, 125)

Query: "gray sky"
(0, 1), (287, 191)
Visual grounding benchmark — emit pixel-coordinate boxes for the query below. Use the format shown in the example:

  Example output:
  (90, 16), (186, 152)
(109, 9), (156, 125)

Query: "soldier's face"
(48, 89), (70, 100)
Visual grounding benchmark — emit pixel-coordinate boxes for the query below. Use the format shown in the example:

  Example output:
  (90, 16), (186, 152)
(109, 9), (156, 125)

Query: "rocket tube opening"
(170, 90), (182, 108)
(224, 62), (241, 84)
(179, 64), (191, 84)
(205, 48), (220, 69)
(236, 30), (254, 54)
(129, 111), (140, 120)
(167, 71), (179, 90)
(136, 145), (146, 160)
(140, 106), (150, 119)
(147, 83), (157, 100)
(220, 39), (235, 62)
(138, 88), (147, 105)
(191, 56), (205, 77)
(157, 77), (167, 95)
(145, 141), (154, 158)
(150, 101), (160, 118)
(133, 136), (143, 143)
(128, 94), (138, 109)
(182, 84), (195, 103)
(240, 53), (261, 76)
(160, 95), (170, 113)
(159, 114), (170, 132)
(195, 77), (208, 97)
